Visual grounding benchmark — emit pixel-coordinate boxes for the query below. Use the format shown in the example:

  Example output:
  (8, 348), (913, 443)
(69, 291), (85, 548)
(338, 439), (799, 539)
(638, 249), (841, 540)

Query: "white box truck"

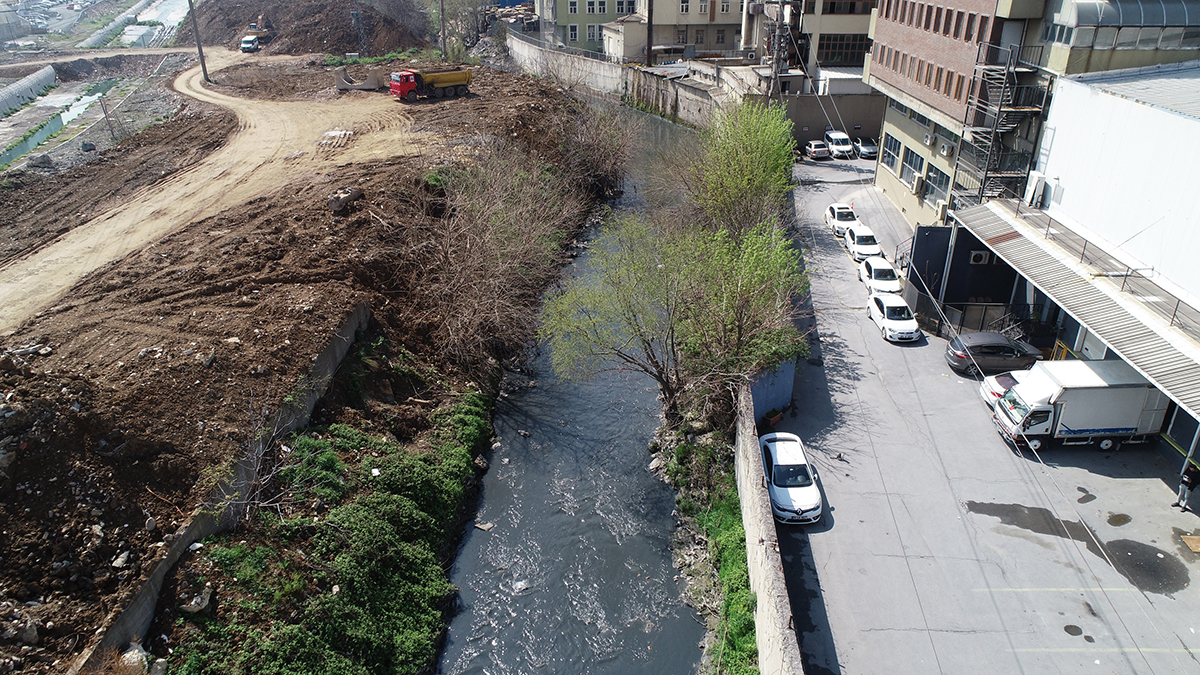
(993, 359), (1169, 451)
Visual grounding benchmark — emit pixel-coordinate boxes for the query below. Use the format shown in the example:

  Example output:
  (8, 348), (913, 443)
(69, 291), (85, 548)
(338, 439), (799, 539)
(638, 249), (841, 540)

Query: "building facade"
(865, 0), (1200, 229)
(538, 0), (745, 53)
(945, 60), (1200, 470)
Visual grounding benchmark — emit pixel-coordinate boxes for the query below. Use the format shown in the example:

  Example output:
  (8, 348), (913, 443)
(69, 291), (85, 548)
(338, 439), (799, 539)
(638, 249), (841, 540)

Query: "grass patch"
(666, 438), (760, 675)
(173, 395), (493, 675)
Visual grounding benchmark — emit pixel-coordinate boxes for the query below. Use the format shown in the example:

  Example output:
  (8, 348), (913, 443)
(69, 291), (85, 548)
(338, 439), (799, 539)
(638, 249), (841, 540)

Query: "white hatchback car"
(868, 293), (921, 342)
(843, 225), (883, 261)
(760, 432), (822, 525)
(859, 256), (903, 294)
(824, 202), (860, 237)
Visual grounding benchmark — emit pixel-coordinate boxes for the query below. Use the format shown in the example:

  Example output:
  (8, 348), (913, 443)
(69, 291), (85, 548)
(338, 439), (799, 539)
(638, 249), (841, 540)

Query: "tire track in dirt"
(0, 49), (423, 335)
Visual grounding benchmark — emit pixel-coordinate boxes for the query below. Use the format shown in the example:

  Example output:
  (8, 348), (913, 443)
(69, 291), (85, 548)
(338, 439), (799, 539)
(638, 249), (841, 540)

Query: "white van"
(824, 130), (854, 158)
(240, 35), (260, 52)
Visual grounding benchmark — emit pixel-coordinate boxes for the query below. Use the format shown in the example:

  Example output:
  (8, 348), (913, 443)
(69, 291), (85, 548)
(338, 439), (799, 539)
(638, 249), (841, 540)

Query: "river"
(438, 113), (705, 675)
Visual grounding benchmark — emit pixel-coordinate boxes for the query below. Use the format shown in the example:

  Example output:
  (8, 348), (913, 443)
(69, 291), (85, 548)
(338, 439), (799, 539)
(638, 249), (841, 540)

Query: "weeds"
(173, 396), (493, 675)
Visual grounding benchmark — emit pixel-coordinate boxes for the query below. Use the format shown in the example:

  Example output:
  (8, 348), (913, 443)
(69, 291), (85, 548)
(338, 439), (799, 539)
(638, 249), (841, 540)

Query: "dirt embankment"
(0, 51), (583, 673)
(174, 0), (429, 57)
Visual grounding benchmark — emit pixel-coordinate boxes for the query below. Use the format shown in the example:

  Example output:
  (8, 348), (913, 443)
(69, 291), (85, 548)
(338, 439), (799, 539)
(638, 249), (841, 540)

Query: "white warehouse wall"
(1037, 76), (1200, 300)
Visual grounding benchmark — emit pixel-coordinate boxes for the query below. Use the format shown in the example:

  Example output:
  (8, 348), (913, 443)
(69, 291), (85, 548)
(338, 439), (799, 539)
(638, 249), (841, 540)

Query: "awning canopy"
(953, 199), (1200, 424)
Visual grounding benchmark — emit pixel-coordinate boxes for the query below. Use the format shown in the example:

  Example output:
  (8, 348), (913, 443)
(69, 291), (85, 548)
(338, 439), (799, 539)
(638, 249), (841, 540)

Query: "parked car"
(854, 137), (878, 158)
(824, 202), (860, 236)
(859, 256), (903, 294)
(843, 225), (883, 261)
(824, 130), (854, 159)
(760, 432), (823, 525)
(979, 370), (1027, 408)
(803, 140), (830, 159)
(868, 293), (921, 342)
(944, 331), (1043, 376)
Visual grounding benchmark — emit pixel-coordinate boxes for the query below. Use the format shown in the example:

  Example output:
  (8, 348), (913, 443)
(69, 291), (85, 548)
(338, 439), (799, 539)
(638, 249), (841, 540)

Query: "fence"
(996, 198), (1200, 341)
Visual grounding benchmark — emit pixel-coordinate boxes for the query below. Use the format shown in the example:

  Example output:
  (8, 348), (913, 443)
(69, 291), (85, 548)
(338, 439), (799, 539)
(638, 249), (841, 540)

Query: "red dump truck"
(389, 69), (472, 102)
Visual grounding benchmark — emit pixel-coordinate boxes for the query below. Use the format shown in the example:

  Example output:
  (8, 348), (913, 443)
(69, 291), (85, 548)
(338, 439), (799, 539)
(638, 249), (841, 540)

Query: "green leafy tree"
(686, 100), (797, 234)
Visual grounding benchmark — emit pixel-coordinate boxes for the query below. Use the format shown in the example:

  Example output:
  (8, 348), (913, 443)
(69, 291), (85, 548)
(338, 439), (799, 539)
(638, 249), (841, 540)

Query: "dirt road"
(0, 49), (423, 335)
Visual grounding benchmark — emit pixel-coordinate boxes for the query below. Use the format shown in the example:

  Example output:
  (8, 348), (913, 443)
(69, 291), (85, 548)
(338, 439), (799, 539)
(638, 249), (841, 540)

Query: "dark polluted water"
(439, 112), (703, 674)
(436, 358), (704, 675)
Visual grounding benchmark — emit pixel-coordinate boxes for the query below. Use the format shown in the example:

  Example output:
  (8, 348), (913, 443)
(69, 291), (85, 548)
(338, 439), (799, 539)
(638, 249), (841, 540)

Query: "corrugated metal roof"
(1070, 59), (1200, 122)
(955, 200), (1200, 422)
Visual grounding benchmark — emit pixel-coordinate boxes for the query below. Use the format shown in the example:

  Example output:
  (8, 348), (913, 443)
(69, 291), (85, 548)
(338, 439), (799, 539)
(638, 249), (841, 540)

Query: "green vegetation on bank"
(172, 395), (491, 675)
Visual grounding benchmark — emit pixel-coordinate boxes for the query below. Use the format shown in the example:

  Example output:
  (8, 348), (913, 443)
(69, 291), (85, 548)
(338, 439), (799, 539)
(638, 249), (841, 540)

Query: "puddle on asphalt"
(1076, 487), (1097, 504)
(967, 502), (1190, 595)
(1107, 513), (1131, 527)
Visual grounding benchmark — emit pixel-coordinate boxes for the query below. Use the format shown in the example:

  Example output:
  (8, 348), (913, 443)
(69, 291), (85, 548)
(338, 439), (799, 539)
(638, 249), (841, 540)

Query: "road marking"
(1010, 648), (1197, 653)
(973, 588), (1137, 592)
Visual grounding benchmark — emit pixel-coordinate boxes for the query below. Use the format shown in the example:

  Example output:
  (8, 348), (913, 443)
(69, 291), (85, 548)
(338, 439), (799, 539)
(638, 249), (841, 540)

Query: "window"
(934, 66), (943, 91)
(722, 0), (730, 11)
(1093, 26), (1118, 49)
(943, 70), (954, 95)
(924, 6), (933, 30)
(934, 7), (942, 32)
(889, 99), (908, 115)
(677, 29), (687, 43)
(954, 73), (965, 100)
(598, 0), (607, 12)
(910, 110), (931, 127)
(569, 24), (578, 41)
(695, 29), (705, 43)
(924, 62), (934, 86)
(717, 29), (726, 43)
(569, 0), (577, 13)
(977, 15), (988, 42)
(965, 13), (975, 40)
(921, 163), (950, 201)
(953, 11), (963, 38)
(916, 59), (925, 83)
(587, 0), (595, 13)
(881, 133), (901, 172)
(1138, 27), (1160, 49)
(588, 24), (597, 41)
(1115, 26), (1139, 49)
(824, 1), (876, 13)
(942, 8), (952, 35)
(680, 0), (689, 12)
(900, 147), (925, 185)
(917, 3), (924, 26)
(1159, 26), (1184, 49)
(907, 56), (916, 78)
(900, 53), (908, 73)
(1182, 27), (1200, 48)
(818, 33), (873, 65)
(700, 0), (707, 11)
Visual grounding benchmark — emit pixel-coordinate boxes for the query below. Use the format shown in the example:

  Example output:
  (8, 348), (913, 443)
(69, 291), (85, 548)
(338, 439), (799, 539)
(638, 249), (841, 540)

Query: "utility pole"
(186, 0), (210, 83)
(440, 0), (448, 61)
(644, 0), (654, 66)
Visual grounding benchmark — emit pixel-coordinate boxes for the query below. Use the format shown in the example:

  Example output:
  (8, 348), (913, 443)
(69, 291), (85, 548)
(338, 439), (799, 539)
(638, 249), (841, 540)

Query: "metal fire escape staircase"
(951, 44), (1048, 208)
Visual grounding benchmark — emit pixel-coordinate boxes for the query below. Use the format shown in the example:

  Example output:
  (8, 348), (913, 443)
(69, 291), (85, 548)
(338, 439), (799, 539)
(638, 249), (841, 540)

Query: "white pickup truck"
(993, 359), (1169, 451)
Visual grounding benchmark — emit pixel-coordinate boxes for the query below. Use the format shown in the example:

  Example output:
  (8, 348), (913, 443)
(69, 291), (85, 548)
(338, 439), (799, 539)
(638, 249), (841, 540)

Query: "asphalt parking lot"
(776, 158), (1200, 675)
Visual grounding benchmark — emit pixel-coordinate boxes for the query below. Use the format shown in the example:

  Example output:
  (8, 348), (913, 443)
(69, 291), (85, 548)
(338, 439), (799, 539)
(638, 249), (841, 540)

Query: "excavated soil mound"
(176, 0), (429, 57)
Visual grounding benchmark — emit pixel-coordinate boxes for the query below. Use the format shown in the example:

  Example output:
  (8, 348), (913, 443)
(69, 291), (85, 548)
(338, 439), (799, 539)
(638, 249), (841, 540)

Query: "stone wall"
(734, 385), (805, 674)
(77, 0), (157, 48)
(69, 303), (372, 673)
(0, 65), (55, 117)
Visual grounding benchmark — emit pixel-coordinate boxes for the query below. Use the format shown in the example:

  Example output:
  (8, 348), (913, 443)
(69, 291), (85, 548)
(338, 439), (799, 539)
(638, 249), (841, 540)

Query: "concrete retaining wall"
(751, 358), (796, 424)
(77, 0), (157, 48)
(70, 302), (372, 673)
(735, 385), (805, 674)
(0, 65), (56, 118)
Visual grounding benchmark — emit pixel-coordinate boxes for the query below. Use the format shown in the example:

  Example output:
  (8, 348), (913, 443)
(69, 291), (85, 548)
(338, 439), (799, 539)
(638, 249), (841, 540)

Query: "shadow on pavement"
(778, 523), (841, 675)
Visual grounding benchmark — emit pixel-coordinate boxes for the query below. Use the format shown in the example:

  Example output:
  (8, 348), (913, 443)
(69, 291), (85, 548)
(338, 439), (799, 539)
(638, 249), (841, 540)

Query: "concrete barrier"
(735, 385), (805, 674)
(77, 0), (157, 48)
(0, 65), (56, 118)
(69, 302), (372, 673)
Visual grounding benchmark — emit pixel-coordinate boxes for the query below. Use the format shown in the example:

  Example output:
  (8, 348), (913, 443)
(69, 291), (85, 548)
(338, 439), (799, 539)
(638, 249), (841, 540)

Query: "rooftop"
(1069, 59), (1200, 122)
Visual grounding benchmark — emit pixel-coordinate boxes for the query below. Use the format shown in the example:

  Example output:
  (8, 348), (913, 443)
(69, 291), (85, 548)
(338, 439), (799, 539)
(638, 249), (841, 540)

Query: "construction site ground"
(0, 33), (582, 673)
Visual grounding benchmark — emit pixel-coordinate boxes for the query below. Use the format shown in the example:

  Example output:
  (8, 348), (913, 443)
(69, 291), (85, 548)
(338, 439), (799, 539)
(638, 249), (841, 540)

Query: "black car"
(944, 331), (1042, 375)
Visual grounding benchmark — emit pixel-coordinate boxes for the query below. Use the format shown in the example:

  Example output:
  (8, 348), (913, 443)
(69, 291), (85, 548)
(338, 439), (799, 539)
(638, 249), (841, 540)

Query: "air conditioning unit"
(911, 175), (925, 195)
(939, 142), (954, 157)
(935, 199), (948, 221)
(969, 250), (990, 265)
(922, 133), (934, 146)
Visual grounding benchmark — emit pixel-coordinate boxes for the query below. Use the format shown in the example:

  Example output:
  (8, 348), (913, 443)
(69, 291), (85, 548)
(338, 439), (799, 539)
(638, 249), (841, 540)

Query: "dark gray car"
(945, 331), (1042, 375)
